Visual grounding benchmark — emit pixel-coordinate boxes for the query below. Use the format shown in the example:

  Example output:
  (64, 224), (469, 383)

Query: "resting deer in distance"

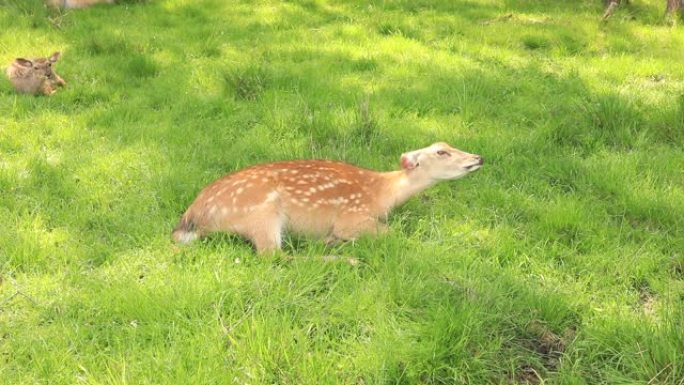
(46, 0), (115, 9)
(173, 142), (484, 254)
(6, 52), (66, 96)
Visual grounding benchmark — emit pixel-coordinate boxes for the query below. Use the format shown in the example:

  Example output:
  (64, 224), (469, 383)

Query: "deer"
(46, 0), (115, 8)
(172, 142), (484, 254)
(6, 52), (66, 96)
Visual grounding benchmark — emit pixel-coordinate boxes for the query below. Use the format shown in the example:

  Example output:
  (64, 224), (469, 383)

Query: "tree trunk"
(666, 0), (684, 13)
(604, 0), (682, 21)
(665, 0), (684, 20)
(666, 0), (677, 13)
(602, 0), (622, 20)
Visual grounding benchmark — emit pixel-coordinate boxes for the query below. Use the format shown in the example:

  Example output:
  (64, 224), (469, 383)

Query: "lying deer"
(46, 0), (115, 8)
(6, 52), (66, 96)
(173, 142), (483, 253)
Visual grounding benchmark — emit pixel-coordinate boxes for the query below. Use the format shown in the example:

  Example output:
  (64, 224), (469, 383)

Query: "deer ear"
(48, 52), (61, 63)
(400, 153), (419, 170)
(15, 58), (33, 67)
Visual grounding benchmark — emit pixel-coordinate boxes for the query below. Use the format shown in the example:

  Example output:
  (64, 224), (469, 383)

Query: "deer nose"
(474, 155), (484, 165)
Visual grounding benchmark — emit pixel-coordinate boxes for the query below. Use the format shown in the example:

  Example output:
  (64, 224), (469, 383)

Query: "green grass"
(1, 0), (684, 383)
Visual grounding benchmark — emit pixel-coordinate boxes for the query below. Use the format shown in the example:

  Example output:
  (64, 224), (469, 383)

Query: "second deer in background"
(6, 52), (66, 96)
(46, 0), (115, 9)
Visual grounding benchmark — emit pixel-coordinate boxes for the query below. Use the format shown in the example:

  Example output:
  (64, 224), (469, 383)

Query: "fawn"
(173, 142), (483, 253)
(6, 52), (66, 96)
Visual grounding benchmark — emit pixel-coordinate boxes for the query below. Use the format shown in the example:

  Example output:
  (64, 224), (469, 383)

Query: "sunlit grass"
(1, 0), (683, 383)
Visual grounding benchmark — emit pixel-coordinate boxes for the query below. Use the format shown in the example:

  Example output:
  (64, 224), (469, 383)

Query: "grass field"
(1, 0), (684, 383)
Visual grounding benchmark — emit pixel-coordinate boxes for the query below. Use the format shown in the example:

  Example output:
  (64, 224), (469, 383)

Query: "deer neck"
(378, 169), (436, 212)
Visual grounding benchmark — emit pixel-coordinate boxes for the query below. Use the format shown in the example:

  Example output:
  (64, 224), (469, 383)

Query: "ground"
(1, 0), (683, 384)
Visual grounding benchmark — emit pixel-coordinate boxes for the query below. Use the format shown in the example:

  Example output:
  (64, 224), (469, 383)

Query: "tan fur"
(6, 52), (66, 96)
(173, 142), (483, 253)
(46, 0), (115, 8)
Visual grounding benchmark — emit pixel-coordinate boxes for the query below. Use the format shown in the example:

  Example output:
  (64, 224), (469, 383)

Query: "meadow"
(1, 0), (683, 383)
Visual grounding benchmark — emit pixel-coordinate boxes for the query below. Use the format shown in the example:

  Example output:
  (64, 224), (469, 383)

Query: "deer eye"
(437, 150), (450, 156)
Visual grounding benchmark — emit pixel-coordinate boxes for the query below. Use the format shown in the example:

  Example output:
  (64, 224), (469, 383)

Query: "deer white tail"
(172, 216), (200, 244)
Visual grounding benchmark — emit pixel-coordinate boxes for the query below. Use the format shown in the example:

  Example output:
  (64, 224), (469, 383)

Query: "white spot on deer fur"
(236, 187), (244, 195)
(265, 191), (279, 203)
(221, 207), (229, 215)
(330, 197), (348, 205)
(208, 206), (217, 215)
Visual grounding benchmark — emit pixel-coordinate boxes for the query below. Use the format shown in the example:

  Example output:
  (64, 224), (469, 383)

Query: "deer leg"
(249, 231), (282, 254)
(243, 206), (284, 254)
(331, 216), (387, 242)
(53, 74), (66, 87)
(40, 81), (56, 95)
